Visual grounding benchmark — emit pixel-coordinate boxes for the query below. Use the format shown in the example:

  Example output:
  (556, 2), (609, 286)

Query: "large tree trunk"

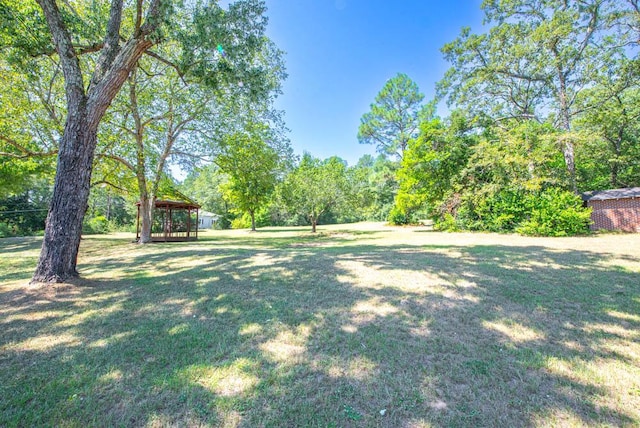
(130, 69), (155, 244)
(250, 210), (256, 232)
(32, 109), (98, 282)
(138, 195), (154, 243)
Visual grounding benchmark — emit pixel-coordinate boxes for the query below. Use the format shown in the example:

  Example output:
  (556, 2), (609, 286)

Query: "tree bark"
(609, 136), (622, 188)
(138, 195), (154, 243)
(250, 210), (256, 231)
(553, 49), (577, 193)
(129, 68), (154, 244)
(32, 108), (97, 282)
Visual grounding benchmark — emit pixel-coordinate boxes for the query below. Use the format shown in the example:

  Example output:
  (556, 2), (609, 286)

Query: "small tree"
(280, 154), (348, 232)
(216, 130), (281, 231)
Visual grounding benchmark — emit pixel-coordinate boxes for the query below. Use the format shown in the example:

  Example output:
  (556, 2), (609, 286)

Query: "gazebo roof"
(153, 199), (200, 209)
(136, 186), (200, 209)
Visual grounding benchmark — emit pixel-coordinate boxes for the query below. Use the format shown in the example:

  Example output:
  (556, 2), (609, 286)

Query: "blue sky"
(264, 0), (484, 166)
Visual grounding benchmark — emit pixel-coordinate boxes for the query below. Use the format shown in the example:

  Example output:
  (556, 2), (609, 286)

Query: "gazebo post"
(196, 209), (199, 239)
(187, 207), (192, 240)
(164, 205), (169, 242)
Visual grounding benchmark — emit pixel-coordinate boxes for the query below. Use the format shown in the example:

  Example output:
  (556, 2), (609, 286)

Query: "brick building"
(581, 187), (640, 232)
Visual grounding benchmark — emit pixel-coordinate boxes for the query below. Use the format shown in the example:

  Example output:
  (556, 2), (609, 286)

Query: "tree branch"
(0, 135), (58, 158)
(169, 150), (213, 163)
(36, 0), (85, 101)
(86, 0), (164, 126)
(91, 0), (124, 87)
(135, 0), (143, 36)
(138, 0), (163, 37)
(96, 153), (136, 172)
(91, 179), (131, 193)
(143, 49), (188, 83)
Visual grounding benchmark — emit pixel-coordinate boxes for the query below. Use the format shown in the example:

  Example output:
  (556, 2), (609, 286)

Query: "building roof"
(581, 187), (640, 201)
(136, 183), (200, 209)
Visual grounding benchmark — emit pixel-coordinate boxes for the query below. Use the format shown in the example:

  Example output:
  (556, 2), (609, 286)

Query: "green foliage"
(438, 0), (633, 190)
(230, 213), (251, 229)
(214, 215), (233, 230)
(216, 125), (284, 230)
(457, 189), (527, 232)
(358, 73), (433, 159)
(439, 0), (622, 125)
(178, 0), (285, 99)
(342, 154), (398, 221)
(575, 78), (640, 189)
(392, 112), (477, 223)
(85, 187), (135, 228)
(392, 113), (591, 236)
(516, 189), (592, 237)
(0, 0), (90, 63)
(82, 215), (110, 235)
(449, 187), (591, 236)
(0, 185), (50, 237)
(182, 166), (230, 216)
(278, 153), (350, 231)
(0, 222), (13, 238)
(0, 55), (58, 196)
(387, 205), (411, 225)
(434, 213), (459, 232)
(228, 209), (271, 230)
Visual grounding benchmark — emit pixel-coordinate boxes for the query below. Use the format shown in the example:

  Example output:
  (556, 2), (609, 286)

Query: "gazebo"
(136, 196), (201, 242)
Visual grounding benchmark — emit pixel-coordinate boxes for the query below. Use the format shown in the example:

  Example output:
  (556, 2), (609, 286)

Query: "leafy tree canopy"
(358, 73), (434, 160)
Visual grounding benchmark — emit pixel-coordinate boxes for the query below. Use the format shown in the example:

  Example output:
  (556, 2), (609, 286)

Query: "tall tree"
(358, 73), (432, 160)
(99, 12), (285, 242)
(97, 52), (218, 243)
(393, 111), (477, 222)
(1, 0), (169, 282)
(440, 0), (621, 191)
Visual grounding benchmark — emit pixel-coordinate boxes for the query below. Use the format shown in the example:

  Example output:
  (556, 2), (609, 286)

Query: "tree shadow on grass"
(0, 236), (42, 253)
(1, 235), (639, 426)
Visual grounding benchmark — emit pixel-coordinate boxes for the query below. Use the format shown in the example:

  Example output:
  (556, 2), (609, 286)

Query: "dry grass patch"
(1, 223), (639, 427)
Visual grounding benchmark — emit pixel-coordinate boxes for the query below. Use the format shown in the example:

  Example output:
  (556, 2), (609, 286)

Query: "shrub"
(516, 188), (592, 236)
(231, 213), (251, 229)
(434, 213), (460, 232)
(0, 222), (15, 238)
(213, 215), (232, 230)
(82, 215), (110, 234)
(388, 205), (410, 225)
(254, 208), (271, 228)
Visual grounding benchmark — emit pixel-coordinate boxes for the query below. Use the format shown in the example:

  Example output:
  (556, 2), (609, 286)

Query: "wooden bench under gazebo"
(136, 198), (201, 242)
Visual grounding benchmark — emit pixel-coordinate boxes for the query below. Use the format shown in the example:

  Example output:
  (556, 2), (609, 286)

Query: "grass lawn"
(1, 222), (639, 427)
